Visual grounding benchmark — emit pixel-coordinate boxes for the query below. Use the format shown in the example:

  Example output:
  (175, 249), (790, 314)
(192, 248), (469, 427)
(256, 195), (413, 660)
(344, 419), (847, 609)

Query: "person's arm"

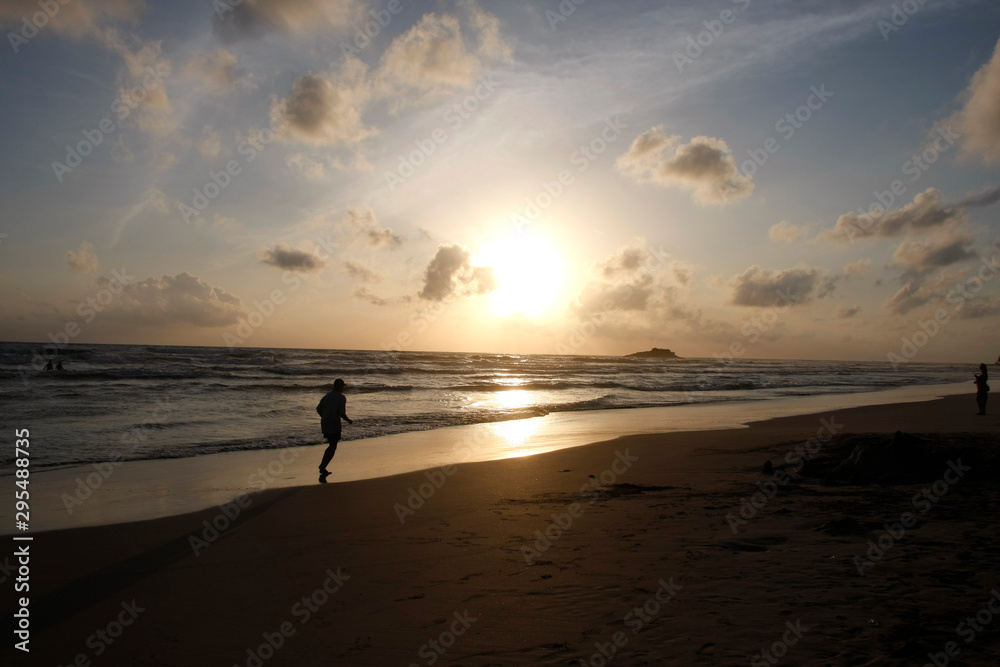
(317, 396), (325, 416)
(341, 397), (352, 424)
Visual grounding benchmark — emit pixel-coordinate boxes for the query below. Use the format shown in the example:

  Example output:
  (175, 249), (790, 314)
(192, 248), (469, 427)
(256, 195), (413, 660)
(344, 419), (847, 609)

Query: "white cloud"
(66, 242), (98, 274)
(110, 272), (244, 327)
(948, 37), (1000, 164)
(769, 220), (810, 243)
(183, 49), (253, 95)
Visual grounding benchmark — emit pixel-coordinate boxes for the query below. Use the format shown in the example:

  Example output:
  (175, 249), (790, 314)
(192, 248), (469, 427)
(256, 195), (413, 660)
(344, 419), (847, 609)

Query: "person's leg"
(319, 433), (340, 472)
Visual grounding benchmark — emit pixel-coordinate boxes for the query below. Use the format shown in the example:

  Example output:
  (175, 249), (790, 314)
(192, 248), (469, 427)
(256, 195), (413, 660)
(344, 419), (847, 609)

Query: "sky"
(1, 0), (999, 363)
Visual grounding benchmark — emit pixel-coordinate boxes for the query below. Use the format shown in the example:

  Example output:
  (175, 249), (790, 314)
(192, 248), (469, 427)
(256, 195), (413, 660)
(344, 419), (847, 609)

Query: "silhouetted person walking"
(974, 363), (989, 415)
(317, 378), (352, 475)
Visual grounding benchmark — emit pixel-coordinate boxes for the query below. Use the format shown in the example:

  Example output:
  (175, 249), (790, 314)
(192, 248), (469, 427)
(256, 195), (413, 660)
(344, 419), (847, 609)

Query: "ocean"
(0, 342), (972, 471)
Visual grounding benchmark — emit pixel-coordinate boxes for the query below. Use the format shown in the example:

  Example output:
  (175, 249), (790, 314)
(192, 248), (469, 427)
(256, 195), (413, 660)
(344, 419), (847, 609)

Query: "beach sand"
(9, 393), (1000, 666)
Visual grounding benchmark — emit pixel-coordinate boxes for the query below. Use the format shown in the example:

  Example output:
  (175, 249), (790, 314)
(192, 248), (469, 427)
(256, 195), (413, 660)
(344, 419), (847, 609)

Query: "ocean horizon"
(0, 341), (973, 473)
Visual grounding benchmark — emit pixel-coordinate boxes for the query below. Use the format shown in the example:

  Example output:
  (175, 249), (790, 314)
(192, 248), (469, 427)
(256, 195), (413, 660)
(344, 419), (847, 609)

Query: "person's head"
(980, 363), (988, 374)
(333, 378), (346, 392)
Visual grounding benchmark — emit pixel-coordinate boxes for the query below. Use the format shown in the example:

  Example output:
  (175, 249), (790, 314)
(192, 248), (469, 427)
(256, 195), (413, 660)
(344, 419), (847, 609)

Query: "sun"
(477, 235), (565, 317)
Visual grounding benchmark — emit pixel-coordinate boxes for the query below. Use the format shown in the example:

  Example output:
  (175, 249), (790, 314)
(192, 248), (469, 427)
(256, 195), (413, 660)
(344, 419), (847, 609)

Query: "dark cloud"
(211, 0), (363, 42)
(617, 128), (753, 204)
(954, 183), (1000, 209)
(272, 70), (372, 147)
(835, 305), (861, 319)
(892, 230), (977, 274)
(825, 188), (960, 242)
(259, 243), (326, 272)
(418, 244), (497, 302)
(729, 265), (825, 308)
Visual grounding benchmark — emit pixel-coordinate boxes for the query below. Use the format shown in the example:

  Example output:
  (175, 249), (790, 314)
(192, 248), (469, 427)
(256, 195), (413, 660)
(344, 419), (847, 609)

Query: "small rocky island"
(625, 347), (679, 359)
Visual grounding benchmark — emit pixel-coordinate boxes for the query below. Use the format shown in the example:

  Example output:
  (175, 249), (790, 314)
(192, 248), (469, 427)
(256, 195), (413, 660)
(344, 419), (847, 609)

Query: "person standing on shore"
(317, 378), (352, 475)
(974, 363), (989, 415)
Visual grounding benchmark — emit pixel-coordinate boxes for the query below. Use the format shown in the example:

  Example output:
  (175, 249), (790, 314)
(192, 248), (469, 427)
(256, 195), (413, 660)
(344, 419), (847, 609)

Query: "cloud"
(824, 188), (961, 242)
(769, 220), (810, 243)
(0, 0), (141, 42)
(286, 153), (327, 182)
(672, 261), (692, 286)
(271, 63), (373, 147)
(353, 286), (390, 306)
(259, 243), (326, 272)
(729, 265), (825, 307)
(344, 208), (403, 248)
(375, 4), (509, 109)
(344, 260), (382, 284)
(843, 258), (871, 277)
(418, 244), (497, 301)
(600, 245), (648, 278)
(183, 49), (253, 95)
(197, 126), (222, 160)
(616, 127), (753, 204)
(947, 37), (1000, 164)
(212, 0), (364, 41)
(66, 242), (98, 274)
(835, 304), (861, 319)
(892, 228), (977, 274)
(110, 272), (244, 327)
(954, 183), (1000, 209)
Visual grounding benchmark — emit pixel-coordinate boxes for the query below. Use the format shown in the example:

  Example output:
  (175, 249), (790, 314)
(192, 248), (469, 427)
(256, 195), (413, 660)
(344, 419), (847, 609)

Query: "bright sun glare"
(477, 236), (565, 317)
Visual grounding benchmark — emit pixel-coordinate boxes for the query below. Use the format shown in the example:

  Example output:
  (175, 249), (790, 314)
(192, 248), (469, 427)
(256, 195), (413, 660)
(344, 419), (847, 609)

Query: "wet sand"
(7, 392), (1000, 666)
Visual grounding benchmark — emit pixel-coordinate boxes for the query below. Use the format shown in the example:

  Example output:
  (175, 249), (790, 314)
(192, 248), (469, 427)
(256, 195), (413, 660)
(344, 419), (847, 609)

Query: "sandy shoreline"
(6, 392), (1000, 666)
(0, 382), (970, 534)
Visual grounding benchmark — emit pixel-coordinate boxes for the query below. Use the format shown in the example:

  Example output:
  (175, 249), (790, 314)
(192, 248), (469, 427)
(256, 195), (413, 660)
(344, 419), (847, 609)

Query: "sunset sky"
(1, 0), (999, 362)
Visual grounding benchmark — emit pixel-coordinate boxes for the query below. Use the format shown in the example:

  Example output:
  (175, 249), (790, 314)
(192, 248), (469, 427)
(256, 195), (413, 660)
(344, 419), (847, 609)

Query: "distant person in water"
(44, 360), (54, 371)
(974, 363), (989, 415)
(317, 378), (352, 475)
(56, 361), (64, 371)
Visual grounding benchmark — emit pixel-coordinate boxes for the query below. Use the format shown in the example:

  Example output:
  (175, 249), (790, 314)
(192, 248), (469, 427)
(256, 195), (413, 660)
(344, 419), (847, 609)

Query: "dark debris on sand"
(796, 431), (1000, 485)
